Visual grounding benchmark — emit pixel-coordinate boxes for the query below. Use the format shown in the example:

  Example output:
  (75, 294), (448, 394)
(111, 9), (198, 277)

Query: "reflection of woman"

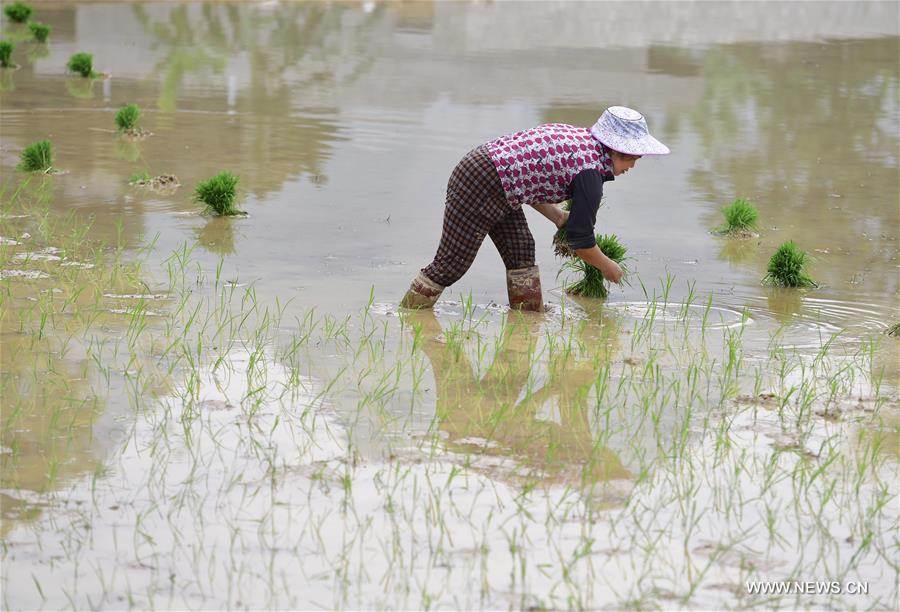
(406, 310), (629, 485)
(401, 106), (669, 312)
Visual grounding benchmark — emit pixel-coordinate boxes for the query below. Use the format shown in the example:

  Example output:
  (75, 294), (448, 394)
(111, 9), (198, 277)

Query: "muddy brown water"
(1, 2), (899, 609)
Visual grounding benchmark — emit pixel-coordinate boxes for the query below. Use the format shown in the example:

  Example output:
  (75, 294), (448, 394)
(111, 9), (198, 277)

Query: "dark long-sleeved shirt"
(565, 169), (614, 250)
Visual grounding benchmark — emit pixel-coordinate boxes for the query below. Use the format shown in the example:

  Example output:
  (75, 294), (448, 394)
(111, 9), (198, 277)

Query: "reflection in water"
(131, 5), (225, 112)
(195, 216), (235, 255)
(158, 49), (224, 113)
(128, 2), (381, 196)
(718, 235), (759, 265)
(0, 70), (14, 93)
(25, 43), (49, 65)
(0, 330), (104, 538)
(766, 288), (805, 324)
(115, 136), (142, 163)
(407, 310), (629, 487)
(64, 76), (96, 99)
(0, 193), (166, 537)
(855, 410), (900, 464)
(682, 37), (899, 295)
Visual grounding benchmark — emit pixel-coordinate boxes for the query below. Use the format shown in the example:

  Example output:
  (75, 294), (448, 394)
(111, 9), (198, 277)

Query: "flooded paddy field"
(1, 1), (898, 609)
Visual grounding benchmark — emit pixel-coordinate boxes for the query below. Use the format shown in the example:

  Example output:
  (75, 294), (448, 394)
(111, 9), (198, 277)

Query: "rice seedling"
(193, 171), (244, 216)
(3, 2), (31, 23)
(128, 171), (152, 184)
(0, 41), (14, 68)
(717, 197), (758, 235)
(17, 140), (53, 173)
(762, 240), (817, 288)
(114, 104), (142, 134)
(563, 233), (628, 298)
(66, 52), (94, 78)
(28, 21), (50, 43)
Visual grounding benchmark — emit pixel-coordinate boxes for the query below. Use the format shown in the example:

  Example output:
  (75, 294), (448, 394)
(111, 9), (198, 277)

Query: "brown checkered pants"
(422, 145), (535, 287)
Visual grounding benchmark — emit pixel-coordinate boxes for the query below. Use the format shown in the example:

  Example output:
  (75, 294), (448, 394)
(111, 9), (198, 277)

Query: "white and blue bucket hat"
(590, 106), (670, 155)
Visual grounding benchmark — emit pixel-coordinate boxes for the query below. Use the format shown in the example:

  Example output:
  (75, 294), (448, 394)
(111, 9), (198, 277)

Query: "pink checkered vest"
(485, 123), (614, 209)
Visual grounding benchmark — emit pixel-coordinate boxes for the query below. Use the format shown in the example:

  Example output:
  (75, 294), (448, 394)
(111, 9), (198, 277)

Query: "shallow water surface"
(1, 2), (898, 609)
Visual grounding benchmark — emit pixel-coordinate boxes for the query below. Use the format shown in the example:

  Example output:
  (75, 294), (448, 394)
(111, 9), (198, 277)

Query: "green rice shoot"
(564, 233), (628, 299)
(0, 41), (14, 68)
(28, 21), (51, 43)
(193, 171), (243, 216)
(718, 197), (759, 234)
(66, 52), (95, 78)
(762, 240), (817, 288)
(115, 104), (142, 133)
(128, 171), (151, 184)
(3, 2), (31, 23)
(17, 140), (53, 173)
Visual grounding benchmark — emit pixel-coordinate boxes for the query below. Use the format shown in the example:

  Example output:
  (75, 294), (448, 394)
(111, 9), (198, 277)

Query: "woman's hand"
(574, 245), (623, 284)
(599, 258), (623, 283)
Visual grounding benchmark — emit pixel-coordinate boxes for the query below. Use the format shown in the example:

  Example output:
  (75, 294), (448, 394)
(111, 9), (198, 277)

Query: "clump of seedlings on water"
(193, 171), (245, 216)
(17, 140), (54, 173)
(563, 233), (627, 298)
(115, 103), (149, 138)
(66, 52), (95, 78)
(3, 2), (31, 23)
(28, 21), (50, 43)
(717, 197), (759, 236)
(0, 41), (15, 69)
(762, 240), (817, 288)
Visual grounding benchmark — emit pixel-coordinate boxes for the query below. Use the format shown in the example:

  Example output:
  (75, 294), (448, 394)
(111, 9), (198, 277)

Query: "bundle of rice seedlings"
(564, 233), (628, 299)
(3, 2), (31, 23)
(552, 199), (574, 257)
(17, 140), (53, 173)
(66, 52), (94, 78)
(718, 197), (759, 235)
(762, 240), (817, 288)
(115, 104), (142, 134)
(28, 22), (50, 43)
(0, 41), (14, 68)
(193, 171), (244, 216)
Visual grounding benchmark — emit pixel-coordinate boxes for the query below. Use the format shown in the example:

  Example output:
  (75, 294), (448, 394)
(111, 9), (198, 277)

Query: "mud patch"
(13, 251), (62, 262)
(107, 308), (164, 316)
(0, 269), (49, 279)
(103, 293), (170, 301)
(734, 393), (779, 409)
(130, 174), (180, 195)
(120, 128), (153, 141)
(60, 261), (95, 269)
(196, 399), (235, 412)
